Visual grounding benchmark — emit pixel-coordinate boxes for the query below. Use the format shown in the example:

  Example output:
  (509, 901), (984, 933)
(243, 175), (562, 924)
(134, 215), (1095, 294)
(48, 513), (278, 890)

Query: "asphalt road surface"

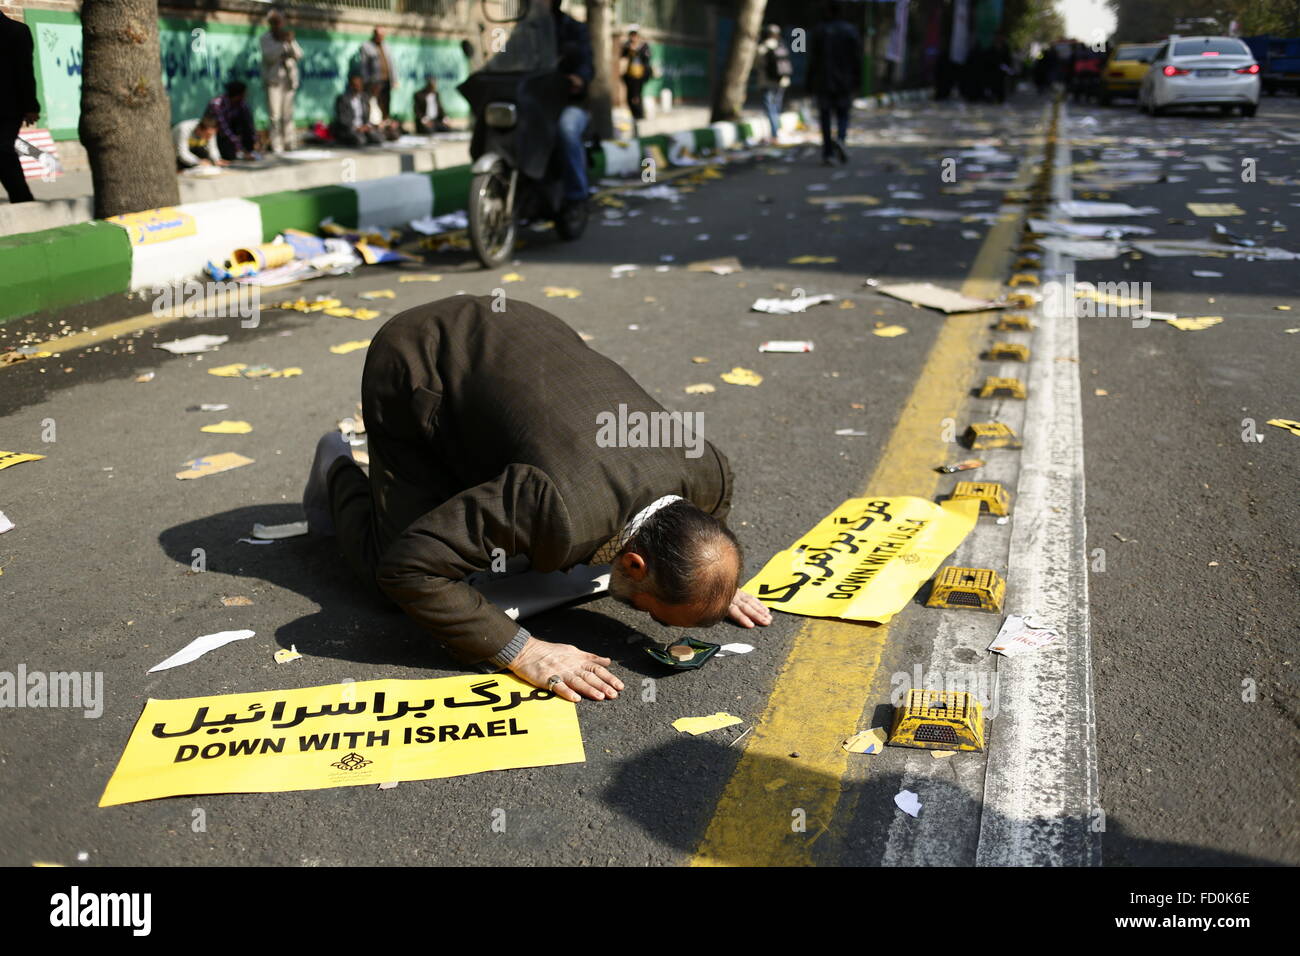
(1, 90), (1296, 867)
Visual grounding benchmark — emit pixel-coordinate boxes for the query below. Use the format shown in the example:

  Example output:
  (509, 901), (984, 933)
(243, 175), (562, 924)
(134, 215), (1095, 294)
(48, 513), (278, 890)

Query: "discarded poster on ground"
(0, 451), (45, 471)
(99, 674), (584, 806)
(175, 452), (254, 479)
(154, 334), (229, 355)
(986, 615), (1061, 657)
(751, 294), (835, 314)
(149, 629), (255, 673)
(744, 496), (979, 623)
(672, 713), (743, 736)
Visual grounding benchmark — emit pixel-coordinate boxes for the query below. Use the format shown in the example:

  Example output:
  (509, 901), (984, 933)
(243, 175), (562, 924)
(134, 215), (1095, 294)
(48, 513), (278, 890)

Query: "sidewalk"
(1, 106), (722, 238)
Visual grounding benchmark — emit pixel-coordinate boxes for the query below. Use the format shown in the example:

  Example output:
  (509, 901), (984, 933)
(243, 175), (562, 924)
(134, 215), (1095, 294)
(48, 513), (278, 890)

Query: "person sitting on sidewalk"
(330, 74), (382, 146)
(413, 76), (450, 134)
(205, 80), (258, 160)
(173, 115), (228, 171)
(367, 80), (402, 141)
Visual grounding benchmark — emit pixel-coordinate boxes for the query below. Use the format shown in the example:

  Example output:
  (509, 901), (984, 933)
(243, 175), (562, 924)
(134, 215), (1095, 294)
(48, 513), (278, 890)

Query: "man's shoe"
(833, 139), (849, 164)
(302, 431), (354, 536)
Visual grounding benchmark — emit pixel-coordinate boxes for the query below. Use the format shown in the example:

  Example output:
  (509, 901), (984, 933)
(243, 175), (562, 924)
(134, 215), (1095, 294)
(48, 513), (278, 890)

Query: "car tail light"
(1235, 64), (1260, 74)
(1163, 65), (1190, 76)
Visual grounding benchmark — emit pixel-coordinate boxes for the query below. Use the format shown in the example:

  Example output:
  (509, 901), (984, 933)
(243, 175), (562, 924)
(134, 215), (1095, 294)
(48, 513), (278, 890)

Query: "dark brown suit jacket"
(365, 295), (734, 664)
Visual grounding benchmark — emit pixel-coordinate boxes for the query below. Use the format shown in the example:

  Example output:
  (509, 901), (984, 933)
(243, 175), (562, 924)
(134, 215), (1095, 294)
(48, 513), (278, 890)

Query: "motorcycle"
(457, 1), (590, 268)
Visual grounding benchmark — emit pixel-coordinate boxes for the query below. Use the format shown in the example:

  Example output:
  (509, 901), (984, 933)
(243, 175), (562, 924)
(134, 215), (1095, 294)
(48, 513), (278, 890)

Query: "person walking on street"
(620, 25), (653, 136)
(1, 10), (40, 204)
(360, 27), (398, 119)
(261, 9), (303, 153)
(755, 23), (792, 143)
(206, 81), (258, 160)
(807, 2), (862, 166)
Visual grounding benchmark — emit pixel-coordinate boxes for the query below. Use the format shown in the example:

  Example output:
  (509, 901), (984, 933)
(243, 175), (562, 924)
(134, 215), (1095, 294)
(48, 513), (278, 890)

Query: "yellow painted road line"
(691, 136), (1041, 868)
(0, 282), (308, 370)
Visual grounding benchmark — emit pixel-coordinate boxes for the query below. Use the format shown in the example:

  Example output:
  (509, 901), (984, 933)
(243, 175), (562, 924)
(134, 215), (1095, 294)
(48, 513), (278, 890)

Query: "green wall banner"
(24, 9), (471, 141)
(644, 42), (709, 103)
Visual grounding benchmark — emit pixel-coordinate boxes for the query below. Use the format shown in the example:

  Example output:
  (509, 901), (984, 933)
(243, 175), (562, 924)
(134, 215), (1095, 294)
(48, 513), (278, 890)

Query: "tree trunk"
(712, 0), (767, 122)
(586, 0), (615, 141)
(80, 0), (180, 218)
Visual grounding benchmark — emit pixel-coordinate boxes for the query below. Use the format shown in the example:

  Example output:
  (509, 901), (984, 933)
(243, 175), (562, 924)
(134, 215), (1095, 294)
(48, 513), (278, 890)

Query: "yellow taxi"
(1100, 42), (1162, 104)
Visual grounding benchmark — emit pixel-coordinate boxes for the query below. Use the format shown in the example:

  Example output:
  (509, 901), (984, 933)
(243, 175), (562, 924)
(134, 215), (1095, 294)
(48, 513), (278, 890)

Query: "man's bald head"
(609, 500), (742, 627)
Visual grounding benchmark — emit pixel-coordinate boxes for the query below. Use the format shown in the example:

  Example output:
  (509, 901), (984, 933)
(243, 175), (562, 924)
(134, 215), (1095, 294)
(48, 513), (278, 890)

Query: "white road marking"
(976, 102), (1102, 866)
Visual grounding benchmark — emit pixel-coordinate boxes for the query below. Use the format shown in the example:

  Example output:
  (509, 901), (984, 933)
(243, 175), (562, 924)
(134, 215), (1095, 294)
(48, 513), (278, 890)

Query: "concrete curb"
(0, 93), (930, 324)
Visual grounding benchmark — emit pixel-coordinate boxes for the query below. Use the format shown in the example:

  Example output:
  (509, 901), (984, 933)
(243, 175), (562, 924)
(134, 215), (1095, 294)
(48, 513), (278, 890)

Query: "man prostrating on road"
(303, 295), (771, 701)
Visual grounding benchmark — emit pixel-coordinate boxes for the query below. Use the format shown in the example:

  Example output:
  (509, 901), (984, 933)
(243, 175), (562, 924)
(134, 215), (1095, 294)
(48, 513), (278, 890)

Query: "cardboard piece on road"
(200, 420), (252, 434)
(0, 451), (45, 471)
(252, 521), (309, 540)
(842, 728), (887, 754)
(744, 496), (980, 624)
(875, 282), (998, 314)
(1266, 419), (1300, 437)
(154, 334), (230, 355)
(987, 615), (1061, 657)
(672, 713), (744, 736)
(98, 674), (584, 806)
(149, 629), (255, 673)
(176, 452), (254, 479)
(687, 256), (743, 275)
(720, 367), (763, 387)
(1187, 203), (1246, 217)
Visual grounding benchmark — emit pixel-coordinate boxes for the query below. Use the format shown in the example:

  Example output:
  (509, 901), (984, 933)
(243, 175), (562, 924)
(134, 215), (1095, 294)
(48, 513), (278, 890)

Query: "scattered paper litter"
(200, 420), (252, 434)
(252, 521), (309, 540)
(359, 289), (395, 300)
(720, 367), (763, 387)
(330, 339), (371, 354)
(788, 255), (837, 264)
(221, 596), (253, 607)
(687, 256), (743, 275)
(1038, 238), (1124, 259)
(759, 340), (814, 353)
(1191, 270), (1224, 278)
(543, 286), (582, 298)
(1266, 419), (1300, 437)
(0, 453), (48, 472)
(378, 781), (400, 790)
(842, 728), (887, 754)
(751, 293), (834, 315)
(1187, 202), (1245, 216)
(175, 452), (254, 480)
(894, 789), (922, 817)
(0, 511), (13, 534)
(835, 428), (867, 436)
(672, 713), (744, 736)
(1054, 200), (1158, 218)
(134, 372), (155, 383)
(1029, 218), (1154, 238)
(189, 403), (229, 412)
(207, 363), (301, 379)
(717, 643), (754, 656)
(875, 282), (997, 313)
(685, 383), (716, 394)
(149, 629), (255, 673)
(872, 324), (908, 337)
(398, 274), (443, 283)
(153, 334), (229, 355)
(987, 614), (1061, 657)
(274, 645), (303, 664)
(1163, 316), (1223, 331)
(409, 211), (468, 234)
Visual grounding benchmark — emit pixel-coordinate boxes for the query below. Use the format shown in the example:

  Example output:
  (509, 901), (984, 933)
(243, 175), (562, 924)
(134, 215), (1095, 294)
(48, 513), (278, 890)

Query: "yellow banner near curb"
(743, 496), (980, 623)
(100, 674), (584, 806)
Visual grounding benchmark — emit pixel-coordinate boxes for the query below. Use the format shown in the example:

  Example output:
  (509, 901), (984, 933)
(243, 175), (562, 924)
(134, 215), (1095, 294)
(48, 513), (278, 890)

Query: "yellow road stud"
(888, 689), (985, 752)
(979, 376), (1028, 399)
(995, 313), (1035, 332)
(926, 566), (1006, 613)
(987, 342), (1030, 361)
(950, 480), (1012, 516)
(963, 421), (1021, 449)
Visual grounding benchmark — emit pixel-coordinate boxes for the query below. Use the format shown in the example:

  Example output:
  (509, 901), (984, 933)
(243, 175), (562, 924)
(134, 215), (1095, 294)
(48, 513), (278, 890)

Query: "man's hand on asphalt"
(728, 589), (772, 628)
(508, 636), (624, 703)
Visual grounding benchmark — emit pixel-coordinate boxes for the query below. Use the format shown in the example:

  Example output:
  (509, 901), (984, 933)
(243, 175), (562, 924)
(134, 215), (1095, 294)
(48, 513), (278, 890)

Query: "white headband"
(618, 495), (682, 549)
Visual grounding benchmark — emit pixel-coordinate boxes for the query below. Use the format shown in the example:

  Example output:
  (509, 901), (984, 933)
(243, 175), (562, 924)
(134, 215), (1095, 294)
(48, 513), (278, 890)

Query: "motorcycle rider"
(549, 0), (592, 215)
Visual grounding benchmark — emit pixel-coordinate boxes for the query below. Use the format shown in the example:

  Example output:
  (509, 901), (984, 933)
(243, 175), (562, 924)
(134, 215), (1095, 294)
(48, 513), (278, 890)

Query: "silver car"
(1139, 35), (1261, 117)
